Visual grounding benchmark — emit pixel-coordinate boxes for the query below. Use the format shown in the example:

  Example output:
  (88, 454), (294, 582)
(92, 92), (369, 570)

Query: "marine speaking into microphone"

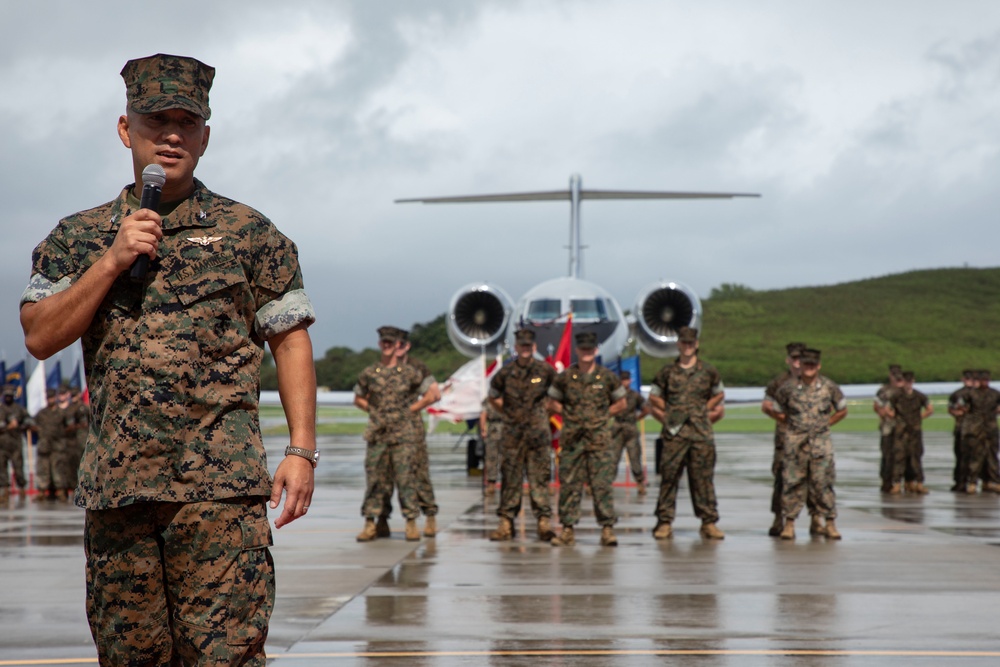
(129, 163), (166, 280)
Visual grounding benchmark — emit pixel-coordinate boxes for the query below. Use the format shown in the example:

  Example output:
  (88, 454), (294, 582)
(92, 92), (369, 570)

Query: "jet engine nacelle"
(447, 283), (514, 358)
(632, 281), (703, 358)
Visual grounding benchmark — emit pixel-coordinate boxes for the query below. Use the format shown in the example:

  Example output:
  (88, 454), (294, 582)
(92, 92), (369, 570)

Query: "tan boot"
(824, 519), (842, 540)
(652, 522), (672, 540)
(889, 483), (902, 495)
(904, 481), (916, 494)
(376, 516), (391, 538)
(768, 516), (783, 537)
(405, 519), (420, 541)
(700, 523), (725, 540)
(983, 482), (1000, 494)
(780, 519), (795, 540)
(637, 482), (647, 496)
(537, 516), (556, 541)
(423, 515), (437, 537)
(551, 525), (575, 546)
(356, 519), (377, 542)
(600, 525), (618, 546)
(809, 515), (824, 536)
(967, 483), (978, 494)
(914, 482), (930, 495)
(489, 517), (513, 542)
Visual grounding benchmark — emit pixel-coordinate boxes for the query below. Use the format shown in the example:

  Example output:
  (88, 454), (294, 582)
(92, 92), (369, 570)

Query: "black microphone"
(129, 164), (167, 281)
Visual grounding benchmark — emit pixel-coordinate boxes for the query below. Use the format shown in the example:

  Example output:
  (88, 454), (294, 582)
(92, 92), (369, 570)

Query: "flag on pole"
(46, 360), (63, 391)
(26, 359), (47, 417)
(5, 360), (27, 408)
(546, 314), (573, 438)
(427, 354), (503, 432)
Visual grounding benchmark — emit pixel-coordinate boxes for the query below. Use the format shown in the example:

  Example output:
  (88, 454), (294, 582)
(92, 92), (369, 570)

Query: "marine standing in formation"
(0, 385), (29, 502)
(772, 348), (847, 540)
(947, 370), (976, 491)
(32, 389), (66, 501)
(20, 53), (317, 664)
(612, 370), (650, 495)
(648, 326), (726, 541)
(547, 332), (627, 546)
(887, 371), (933, 494)
(873, 365), (904, 493)
(354, 326), (428, 542)
(487, 329), (556, 542)
(761, 342), (806, 536)
(952, 370), (1000, 494)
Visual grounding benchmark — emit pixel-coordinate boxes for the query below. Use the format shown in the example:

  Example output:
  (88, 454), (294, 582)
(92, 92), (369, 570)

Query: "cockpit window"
(571, 298), (612, 321)
(528, 299), (562, 321)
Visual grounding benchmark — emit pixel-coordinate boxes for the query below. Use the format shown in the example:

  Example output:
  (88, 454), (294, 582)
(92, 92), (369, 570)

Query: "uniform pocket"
(227, 516), (275, 647)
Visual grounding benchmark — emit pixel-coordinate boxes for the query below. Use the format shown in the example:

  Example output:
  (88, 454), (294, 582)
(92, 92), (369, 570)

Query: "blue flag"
(5, 360), (27, 407)
(610, 355), (641, 391)
(46, 361), (63, 391)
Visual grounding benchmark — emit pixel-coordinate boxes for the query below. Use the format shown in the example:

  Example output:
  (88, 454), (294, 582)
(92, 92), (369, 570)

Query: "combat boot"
(700, 523), (725, 540)
(652, 522), (672, 540)
(809, 515), (824, 536)
(913, 482), (930, 495)
(888, 483), (902, 495)
(423, 515), (437, 537)
(823, 519), (842, 540)
(376, 516), (391, 538)
(637, 482), (647, 496)
(600, 525), (618, 546)
(356, 519), (377, 542)
(54, 489), (67, 501)
(405, 519), (420, 541)
(489, 517), (513, 542)
(768, 516), (783, 537)
(967, 483), (978, 494)
(537, 516), (556, 541)
(983, 482), (1000, 494)
(904, 481), (916, 494)
(780, 519), (796, 541)
(551, 525), (575, 546)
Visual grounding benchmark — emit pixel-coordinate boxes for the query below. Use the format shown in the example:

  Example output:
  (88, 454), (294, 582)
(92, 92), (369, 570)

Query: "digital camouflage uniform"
(355, 361), (425, 521)
(774, 376), (847, 521)
(481, 398), (503, 483)
(34, 400), (69, 495)
(376, 357), (437, 520)
(549, 363), (626, 527)
(612, 388), (646, 486)
(764, 370), (793, 516)
(650, 359), (724, 526)
(23, 177), (314, 664)
(949, 384), (972, 489)
(67, 396), (90, 491)
(890, 389), (930, 485)
(874, 382), (897, 491)
(956, 386), (1000, 487)
(489, 358), (556, 522)
(0, 400), (29, 494)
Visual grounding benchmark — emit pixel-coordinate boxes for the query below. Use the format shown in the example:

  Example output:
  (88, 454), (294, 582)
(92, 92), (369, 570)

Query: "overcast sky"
(2, 0), (999, 367)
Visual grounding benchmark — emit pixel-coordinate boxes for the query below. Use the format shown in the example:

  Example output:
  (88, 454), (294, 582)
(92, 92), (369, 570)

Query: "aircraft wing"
(396, 189), (759, 203)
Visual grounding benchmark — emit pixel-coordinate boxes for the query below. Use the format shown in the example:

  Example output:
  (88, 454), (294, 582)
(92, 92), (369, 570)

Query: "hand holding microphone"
(129, 164), (167, 281)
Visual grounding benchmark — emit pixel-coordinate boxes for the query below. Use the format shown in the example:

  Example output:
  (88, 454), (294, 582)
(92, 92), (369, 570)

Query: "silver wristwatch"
(284, 446), (320, 468)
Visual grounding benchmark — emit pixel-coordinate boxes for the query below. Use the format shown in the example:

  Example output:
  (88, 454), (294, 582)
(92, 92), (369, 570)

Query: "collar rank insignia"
(187, 236), (222, 247)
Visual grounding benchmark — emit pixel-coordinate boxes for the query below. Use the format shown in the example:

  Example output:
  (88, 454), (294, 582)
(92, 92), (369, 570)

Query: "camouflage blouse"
(22, 180), (315, 509)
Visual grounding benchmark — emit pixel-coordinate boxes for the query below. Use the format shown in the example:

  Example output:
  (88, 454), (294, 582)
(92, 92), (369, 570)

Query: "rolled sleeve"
(255, 289), (316, 340)
(21, 273), (72, 306)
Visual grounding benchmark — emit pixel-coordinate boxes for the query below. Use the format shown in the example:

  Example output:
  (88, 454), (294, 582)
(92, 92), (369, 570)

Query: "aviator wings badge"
(186, 236), (223, 247)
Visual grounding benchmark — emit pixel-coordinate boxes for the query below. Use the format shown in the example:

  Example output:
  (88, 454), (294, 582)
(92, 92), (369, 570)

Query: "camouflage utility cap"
(678, 326), (699, 343)
(902, 371), (915, 382)
(888, 364), (902, 379)
(377, 326), (406, 343)
(786, 342), (806, 358)
(800, 348), (822, 365)
(121, 53), (215, 120)
(575, 332), (598, 349)
(515, 329), (536, 345)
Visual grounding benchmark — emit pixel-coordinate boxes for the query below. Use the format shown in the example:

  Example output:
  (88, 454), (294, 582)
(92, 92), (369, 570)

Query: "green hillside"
(305, 267), (1000, 390)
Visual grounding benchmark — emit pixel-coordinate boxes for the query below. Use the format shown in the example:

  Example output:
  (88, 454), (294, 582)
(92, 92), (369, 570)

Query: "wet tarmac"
(2, 431), (1000, 665)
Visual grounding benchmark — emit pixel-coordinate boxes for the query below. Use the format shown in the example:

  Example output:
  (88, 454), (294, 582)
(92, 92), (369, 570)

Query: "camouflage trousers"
(879, 432), (895, 490)
(771, 432), (818, 516)
(84, 498), (273, 666)
(961, 430), (1000, 486)
(894, 427), (925, 483)
(35, 449), (70, 494)
(612, 424), (645, 485)
(781, 431), (836, 520)
(655, 435), (720, 524)
(497, 423), (552, 522)
(483, 424), (503, 483)
(952, 428), (966, 487)
(363, 440), (420, 520)
(557, 428), (617, 527)
(0, 440), (26, 490)
(379, 437), (438, 518)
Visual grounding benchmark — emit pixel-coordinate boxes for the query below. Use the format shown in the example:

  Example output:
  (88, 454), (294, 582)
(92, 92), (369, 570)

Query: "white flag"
(26, 359), (47, 417)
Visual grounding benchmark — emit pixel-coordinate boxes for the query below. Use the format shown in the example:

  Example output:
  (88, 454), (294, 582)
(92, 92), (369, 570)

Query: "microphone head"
(141, 164), (167, 189)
